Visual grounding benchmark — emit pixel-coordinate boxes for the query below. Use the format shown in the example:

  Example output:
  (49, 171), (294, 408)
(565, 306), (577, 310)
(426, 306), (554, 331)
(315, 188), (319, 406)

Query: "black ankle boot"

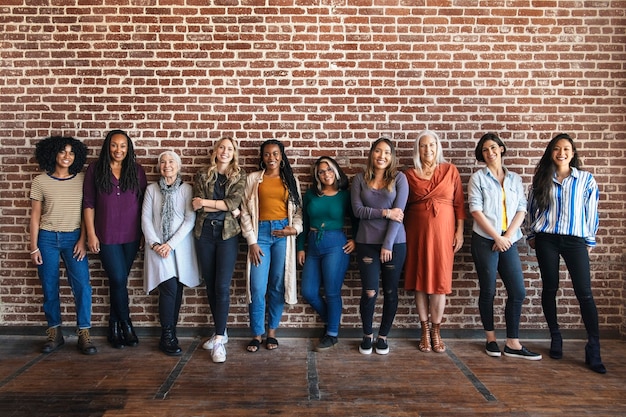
(108, 321), (125, 349)
(159, 326), (182, 356)
(549, 331), (562, 359)
(585, 337), (606, 374)
(120, 320), (139, 347)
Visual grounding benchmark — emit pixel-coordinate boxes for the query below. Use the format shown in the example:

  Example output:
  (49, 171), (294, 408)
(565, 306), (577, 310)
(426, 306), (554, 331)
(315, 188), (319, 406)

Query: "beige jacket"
(240, 170), (303, 305)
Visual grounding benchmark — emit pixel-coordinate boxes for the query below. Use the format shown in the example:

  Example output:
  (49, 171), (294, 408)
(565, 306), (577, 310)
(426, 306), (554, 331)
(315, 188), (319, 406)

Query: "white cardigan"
(141, 182), (201, 293)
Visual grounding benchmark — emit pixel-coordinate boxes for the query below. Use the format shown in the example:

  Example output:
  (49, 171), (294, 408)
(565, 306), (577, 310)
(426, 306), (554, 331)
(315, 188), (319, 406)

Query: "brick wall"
(1, 0), (625, 336)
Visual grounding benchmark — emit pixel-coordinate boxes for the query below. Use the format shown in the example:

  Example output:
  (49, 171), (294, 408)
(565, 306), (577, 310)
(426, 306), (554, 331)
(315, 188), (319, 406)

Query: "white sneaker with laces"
(211, 342), (226, 363)
(201, 330), (228, 350)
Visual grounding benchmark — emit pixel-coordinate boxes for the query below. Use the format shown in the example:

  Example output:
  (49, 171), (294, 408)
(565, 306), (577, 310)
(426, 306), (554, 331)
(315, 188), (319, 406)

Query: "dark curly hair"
(259, 139), (301, 207)
(94, 129), (141, 195)
(34, 136), (87, 175)
(532, 133), (581, 211)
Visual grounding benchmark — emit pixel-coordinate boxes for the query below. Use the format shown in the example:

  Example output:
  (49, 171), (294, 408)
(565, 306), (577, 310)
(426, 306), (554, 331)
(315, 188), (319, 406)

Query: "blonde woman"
(193, 138), (246, 363)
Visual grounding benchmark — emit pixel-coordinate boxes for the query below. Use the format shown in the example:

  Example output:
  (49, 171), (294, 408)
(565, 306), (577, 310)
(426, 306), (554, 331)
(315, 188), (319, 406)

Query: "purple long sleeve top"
(83, 162), (148, 245)
(350, 171), (408, 250)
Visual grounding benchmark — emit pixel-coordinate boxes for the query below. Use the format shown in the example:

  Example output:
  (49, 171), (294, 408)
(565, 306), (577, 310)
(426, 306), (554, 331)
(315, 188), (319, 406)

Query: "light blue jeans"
(301, 229), (349, 337)
(37, 229), (92, 329)
(248, 219), (288, 336)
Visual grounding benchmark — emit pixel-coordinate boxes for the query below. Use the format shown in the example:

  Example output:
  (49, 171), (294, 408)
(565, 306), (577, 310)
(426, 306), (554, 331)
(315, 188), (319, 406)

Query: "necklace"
(421, 164), (436, 177)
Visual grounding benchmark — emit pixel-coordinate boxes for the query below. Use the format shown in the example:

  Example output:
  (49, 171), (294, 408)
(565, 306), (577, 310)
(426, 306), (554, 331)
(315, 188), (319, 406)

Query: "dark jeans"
(535, 233), (600, 339)
(357, 243), (407, 337)
(158, 277), (183, 328)
(471, 233), (526, 339)
(99, 240), (140, 323)
(195, 220), (239, 336)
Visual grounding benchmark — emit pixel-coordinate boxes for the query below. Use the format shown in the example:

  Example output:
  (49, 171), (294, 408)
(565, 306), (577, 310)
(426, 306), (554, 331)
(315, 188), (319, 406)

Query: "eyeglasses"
(317, 168), (335, 177)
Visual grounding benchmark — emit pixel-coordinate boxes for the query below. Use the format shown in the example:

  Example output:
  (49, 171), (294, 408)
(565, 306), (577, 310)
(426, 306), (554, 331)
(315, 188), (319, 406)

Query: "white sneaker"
(211, 342), (226, 363)
(201, 330), (228, 350)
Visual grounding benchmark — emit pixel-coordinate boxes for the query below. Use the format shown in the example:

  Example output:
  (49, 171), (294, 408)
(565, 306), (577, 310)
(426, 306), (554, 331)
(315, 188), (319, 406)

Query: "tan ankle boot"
(42, 326), (64, 353)
(77, 328), (98, 355)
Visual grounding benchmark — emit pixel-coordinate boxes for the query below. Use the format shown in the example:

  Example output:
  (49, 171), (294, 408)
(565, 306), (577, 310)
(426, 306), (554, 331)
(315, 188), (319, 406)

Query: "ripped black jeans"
(357, 243), (407, 337)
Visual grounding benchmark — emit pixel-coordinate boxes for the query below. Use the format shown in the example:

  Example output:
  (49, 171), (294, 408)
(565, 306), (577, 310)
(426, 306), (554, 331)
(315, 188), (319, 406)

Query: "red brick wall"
(1, 0), (625, 336)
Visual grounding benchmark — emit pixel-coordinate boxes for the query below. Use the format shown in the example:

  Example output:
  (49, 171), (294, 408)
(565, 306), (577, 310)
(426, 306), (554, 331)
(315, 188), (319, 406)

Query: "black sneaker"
(503, 345), (542, 361)
(485, 341), (501, 357)
(315, 335), (338, 352)
(359, 336), (373, 355)
(375, 338), (389, 355)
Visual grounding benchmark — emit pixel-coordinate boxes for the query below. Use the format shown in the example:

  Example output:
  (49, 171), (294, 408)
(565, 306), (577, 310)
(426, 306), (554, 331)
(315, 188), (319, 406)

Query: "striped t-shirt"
(30, 172), (84, 232)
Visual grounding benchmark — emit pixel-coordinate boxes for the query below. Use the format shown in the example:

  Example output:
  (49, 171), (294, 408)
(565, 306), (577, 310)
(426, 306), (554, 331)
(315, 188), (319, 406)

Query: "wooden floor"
(1, 334), (625, 416)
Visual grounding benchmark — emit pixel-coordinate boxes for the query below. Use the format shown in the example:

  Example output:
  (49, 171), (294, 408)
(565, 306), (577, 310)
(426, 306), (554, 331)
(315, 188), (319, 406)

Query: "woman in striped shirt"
(527, 133), (605, 374)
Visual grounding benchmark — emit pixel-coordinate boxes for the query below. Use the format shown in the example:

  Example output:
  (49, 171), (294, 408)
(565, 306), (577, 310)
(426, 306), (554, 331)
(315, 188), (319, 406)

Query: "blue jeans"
(471, 232), (526, 339)
(357, 242), (406, 337)
(196, 219), (239, 336)
(301, 230), (350, 337)
(37, 229), (92, 329)
(99, 240), (140, 323)
(249, 219), (288, 337)
(535, 233), (599, 339)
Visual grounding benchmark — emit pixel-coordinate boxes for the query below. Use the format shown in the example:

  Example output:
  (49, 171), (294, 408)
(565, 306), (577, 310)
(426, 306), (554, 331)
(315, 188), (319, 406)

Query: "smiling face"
(551, 138), (575, 170)
(109, 133), (129, 164)
(159, 153), (180, 182)
(481, 139), (504, 166)
(418, 134), (438, 166)
(262, 143), (282, 173)
(55, 144), (75, 171)
(316, 161), (336, 189)
(371, 141), (392, 171)
(215, 138), (235, 166)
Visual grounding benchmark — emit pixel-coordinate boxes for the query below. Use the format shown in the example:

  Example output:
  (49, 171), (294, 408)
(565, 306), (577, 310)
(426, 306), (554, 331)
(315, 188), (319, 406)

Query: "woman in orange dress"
(404, 130), (466, 353)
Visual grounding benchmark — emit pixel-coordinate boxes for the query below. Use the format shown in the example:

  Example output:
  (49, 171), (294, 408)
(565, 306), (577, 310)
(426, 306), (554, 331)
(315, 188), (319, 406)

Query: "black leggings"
(535, 233), (599, 339)
(158, 277), (183, 328)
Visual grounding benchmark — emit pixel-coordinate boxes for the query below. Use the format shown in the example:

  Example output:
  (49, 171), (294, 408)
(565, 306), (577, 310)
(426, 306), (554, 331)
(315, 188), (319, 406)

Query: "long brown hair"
(364, 137), (398, 192)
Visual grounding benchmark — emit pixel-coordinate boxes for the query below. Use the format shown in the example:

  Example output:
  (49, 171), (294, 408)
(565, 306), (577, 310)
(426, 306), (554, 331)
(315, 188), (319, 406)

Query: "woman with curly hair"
(83, 130), (147, 349)
(29, 135), (97, 355)
(240, 139), (303, 352)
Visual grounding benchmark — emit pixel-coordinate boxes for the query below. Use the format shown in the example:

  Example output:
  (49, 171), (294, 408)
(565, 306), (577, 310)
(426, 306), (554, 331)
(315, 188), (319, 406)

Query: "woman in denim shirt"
(468, 133), (541, 360)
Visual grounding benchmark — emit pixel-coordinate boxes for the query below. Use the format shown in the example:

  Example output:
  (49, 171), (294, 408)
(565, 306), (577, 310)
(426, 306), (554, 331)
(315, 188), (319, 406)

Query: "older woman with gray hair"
(142, 150), (200, 356)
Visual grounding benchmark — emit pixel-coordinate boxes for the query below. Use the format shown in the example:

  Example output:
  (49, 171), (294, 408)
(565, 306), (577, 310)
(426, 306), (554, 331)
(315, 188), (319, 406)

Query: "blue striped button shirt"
(527, 167), (599, 247)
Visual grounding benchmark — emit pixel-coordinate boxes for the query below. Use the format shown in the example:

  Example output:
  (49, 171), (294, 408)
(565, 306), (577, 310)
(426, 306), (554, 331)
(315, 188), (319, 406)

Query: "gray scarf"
(159, 174), (183, 242)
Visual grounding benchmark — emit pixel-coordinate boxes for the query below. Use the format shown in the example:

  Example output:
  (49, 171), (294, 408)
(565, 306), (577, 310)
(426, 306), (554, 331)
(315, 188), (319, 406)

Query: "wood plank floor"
(0, 335), (624, 416)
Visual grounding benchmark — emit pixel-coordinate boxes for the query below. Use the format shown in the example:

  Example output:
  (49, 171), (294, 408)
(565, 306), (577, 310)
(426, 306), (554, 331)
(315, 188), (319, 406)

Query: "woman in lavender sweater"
(351, 138), (408, 355)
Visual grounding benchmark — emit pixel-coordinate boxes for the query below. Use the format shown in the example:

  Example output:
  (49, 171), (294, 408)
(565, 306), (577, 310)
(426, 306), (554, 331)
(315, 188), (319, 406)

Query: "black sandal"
(247, 338), (262, 353)
(266, 337), (279, 350)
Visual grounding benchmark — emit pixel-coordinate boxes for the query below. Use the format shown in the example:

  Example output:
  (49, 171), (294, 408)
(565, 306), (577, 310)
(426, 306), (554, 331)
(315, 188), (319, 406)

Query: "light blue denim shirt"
(468, 166), (526, 243)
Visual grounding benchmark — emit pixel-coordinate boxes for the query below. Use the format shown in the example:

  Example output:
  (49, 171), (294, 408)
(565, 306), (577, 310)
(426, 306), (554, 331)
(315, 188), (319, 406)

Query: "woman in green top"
(297, 156), (356, 351)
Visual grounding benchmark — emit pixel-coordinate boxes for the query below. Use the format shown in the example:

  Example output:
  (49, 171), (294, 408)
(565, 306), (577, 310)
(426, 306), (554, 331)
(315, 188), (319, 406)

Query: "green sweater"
(296, 188), (357, 251)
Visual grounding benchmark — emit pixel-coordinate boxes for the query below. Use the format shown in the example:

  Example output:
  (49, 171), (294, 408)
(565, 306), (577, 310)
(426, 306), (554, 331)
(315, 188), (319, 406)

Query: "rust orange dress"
(404, 163), (466, 294)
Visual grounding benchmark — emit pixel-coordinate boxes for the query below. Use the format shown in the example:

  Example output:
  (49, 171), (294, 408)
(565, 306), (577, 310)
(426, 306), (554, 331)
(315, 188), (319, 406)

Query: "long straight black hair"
(531, 133), (581, 211)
